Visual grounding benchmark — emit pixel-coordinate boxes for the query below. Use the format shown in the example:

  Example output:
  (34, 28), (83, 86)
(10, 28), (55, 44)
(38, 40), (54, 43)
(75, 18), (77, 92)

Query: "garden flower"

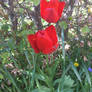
(40, 0), (65, 23)
(27, 25), (59, 54)
(74, 62), (79, 67)
(88, 67), (92, 72)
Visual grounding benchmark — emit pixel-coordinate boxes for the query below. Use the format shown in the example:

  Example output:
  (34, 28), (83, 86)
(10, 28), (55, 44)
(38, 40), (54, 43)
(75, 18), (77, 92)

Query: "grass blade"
(71, 62), (81, 82)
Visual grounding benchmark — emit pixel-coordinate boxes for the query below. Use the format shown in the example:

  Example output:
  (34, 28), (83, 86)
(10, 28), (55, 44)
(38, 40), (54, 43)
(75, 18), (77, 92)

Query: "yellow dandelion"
(74, 62), (79, 67)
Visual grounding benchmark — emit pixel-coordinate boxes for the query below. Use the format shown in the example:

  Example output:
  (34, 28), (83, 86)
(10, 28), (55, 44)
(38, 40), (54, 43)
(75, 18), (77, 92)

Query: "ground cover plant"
(0, 0), (92, 92)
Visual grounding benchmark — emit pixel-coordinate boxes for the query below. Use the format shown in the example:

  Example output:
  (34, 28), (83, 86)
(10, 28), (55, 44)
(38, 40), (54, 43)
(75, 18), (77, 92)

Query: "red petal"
(40, 0), (59, 23)
(40, 0), (65, 23)
(50, 0), (59, 2)
(42, 25), (59, 54)
(36, 30), (53, 52)
(42, 43), (59, 54)
(43, 8), (59, 23)
(41, 25), (59, 54)
(58, 2), (65, 18)
(50, 0), (59, 10)
(40, 0), (48, 16)
(46, 25), (58, 46)
(27, 34), (40, 53)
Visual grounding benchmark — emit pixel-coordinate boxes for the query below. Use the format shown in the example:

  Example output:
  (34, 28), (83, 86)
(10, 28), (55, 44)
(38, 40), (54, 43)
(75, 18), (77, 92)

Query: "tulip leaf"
(32, 86), (51, 92)
(0, 73), (4, 79)
(63, 75), (74, 88)
(71, 62), (82, 82)
(62, 88), (74, 92)
(59, 21), (68, 30)
(90, 88), (92, 92)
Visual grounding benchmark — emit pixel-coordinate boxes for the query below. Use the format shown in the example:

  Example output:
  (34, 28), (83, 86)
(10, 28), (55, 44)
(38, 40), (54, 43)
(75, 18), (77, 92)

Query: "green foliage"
(63, 75), (74, 88)
(33, 0), (40, 6)
(8, 38), (16, 50)
(59, 21), (68, 30)
(32, 86), (51, 92)
(68, 16), (73, 21)
(81, 25), (91, 33)
(0, 73), (3, 79)
(1, 24), (9, 31)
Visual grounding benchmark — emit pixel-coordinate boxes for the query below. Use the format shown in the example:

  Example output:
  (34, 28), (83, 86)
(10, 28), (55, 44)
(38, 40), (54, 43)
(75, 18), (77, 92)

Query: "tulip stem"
(46, 55), (49, 68)
(61, 27), (65, 71)
(30, 53), (37, 89)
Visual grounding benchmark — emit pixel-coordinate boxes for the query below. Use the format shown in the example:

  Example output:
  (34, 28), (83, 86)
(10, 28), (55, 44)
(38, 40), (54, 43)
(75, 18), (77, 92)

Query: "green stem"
(61, 28), (65, 71)
(46, 55), (49, 69)
(29, 53), (37, 90)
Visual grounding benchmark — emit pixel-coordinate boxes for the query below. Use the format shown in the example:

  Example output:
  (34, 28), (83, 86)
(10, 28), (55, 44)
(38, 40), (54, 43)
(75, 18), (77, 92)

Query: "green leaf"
(18, 29), (34, 36)
(54, 75), (74, 91)
(0, 73), (4, 79)
(63, 75), (74, 88)
(81, 25), (90, 33)
(38, 69), (52, 88)
(1, 24), (9, 31)
(19, 8), (24, 13)
(32, 86), (51, 92)
(3, 66), (21, 92)
(59, 21), (68, 30)
(33, 0), (40, 5)
(61, 28), (65, 62)
(71, 62), (82, 82)
(90, 88), (92, 92)
(54, 64), (71, 86)
(82, 63), (91, 86)
(35, 74), (45, 81)
(8, 38), (15, 49)
(63, 88), (74, 92)
(68, 16), (73, 20)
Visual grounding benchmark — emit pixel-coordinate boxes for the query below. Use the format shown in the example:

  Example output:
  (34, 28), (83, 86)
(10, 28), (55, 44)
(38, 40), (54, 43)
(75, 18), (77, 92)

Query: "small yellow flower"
(74, 62), (79, 67)
(88, 7), (92, 13)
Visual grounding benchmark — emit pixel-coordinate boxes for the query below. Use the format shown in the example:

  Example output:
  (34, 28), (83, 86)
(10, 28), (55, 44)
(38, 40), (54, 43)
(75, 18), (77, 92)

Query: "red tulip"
(27, 25), (59, 54)
(40, 0), (65, 23)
